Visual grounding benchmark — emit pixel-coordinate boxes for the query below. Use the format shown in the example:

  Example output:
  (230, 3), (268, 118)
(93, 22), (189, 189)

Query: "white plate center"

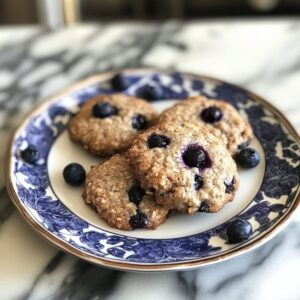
(48, 100), (265, 239)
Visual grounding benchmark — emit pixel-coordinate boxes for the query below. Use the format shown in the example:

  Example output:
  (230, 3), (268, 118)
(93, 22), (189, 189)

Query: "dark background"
(1, 0), (300, 24)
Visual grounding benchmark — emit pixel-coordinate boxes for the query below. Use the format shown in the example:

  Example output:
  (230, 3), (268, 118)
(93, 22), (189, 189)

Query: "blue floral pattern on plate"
(9, 71), (300, 265)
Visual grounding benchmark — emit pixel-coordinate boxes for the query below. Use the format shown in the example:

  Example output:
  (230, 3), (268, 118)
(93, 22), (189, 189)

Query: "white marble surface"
(0, 20), (299, 300)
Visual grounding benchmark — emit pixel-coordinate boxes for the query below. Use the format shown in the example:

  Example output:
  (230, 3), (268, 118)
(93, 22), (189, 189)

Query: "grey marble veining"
(0, 20), (299, 300)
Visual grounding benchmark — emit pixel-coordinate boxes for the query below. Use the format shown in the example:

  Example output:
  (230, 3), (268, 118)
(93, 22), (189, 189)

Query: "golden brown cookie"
(158, 96), (253, 155)
(83, 154), (169, 231)
(128, 122), (239, 215)
(68, 94), (158, 156)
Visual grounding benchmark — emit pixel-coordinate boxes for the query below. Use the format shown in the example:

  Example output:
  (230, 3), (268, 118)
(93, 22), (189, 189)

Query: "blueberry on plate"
(147, 134), (170, 149)
(235, 147), (260, 168)
(129, 211), (149, 229)
(21, 145), (38, 164)
(141, 85), (163, 101)
(200, 106), (223, 123)
(132, 114), (147, 130)
(92, 102), (118, 119)
(128, 186), (145, 205)
(111, 73), (131, 91)
(63, 163), (86, 186)
(226, 219), (252, 243)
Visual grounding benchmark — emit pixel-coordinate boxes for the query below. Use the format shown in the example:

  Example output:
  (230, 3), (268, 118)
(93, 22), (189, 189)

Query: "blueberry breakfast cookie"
(83, 154), (169, 230)
(158, 96), (253, 155)
(68, 94), (158, 156)
(128, 122), (239, 215)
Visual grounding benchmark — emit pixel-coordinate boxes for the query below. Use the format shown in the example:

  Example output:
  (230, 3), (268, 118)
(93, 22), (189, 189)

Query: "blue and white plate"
(6, 69), (300, 271)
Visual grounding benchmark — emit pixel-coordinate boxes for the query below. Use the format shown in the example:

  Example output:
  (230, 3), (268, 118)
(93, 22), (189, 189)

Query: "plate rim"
(5, 68), (300, 272)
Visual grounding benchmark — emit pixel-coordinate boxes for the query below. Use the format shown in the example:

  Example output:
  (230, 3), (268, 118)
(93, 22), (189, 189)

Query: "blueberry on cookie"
(147, 134), (171, 149)
(83, 154), (169, 230)
(68, 94), (158, 156)
(128, 122), (239, 215)
(182, 144), (212, 169)
(200, 106), (223, 123)
(158, 96), (253, 155)
(92, 102), (118, 118)
(132, 114), (148, 130)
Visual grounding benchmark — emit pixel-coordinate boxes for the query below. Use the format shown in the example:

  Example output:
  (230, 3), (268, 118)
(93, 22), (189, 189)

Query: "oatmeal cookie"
(68, 94), (158, 156)
(83, 154), (169, 230)
(128, 122), (239, 214)
(158, 96), (253, 154)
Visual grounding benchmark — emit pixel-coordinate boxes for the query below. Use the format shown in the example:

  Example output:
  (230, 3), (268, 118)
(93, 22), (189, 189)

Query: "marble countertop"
(0, 19), (300, 300)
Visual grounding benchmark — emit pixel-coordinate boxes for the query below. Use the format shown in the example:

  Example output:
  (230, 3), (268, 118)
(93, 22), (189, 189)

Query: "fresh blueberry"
(226, 219), (252, 243)
(128, 186), (145, 205)
(182, 144), (212, 169)
(92, 102), (118, 118)
(129, 211), (149, 229)
(63, 163), (86, 186)
(197, 201), (210, 213)
(20, 145), (38, 164)
(141, 85), (163, 101)
(132, 114), (147, 130)
(200, 106), (223, 123)
(147, 134), (170, 149)
(194, 175), (204, 190)
(235, 147), (260, 168)
(111, 73), (130, 91)
(224, 177), (236, 194)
